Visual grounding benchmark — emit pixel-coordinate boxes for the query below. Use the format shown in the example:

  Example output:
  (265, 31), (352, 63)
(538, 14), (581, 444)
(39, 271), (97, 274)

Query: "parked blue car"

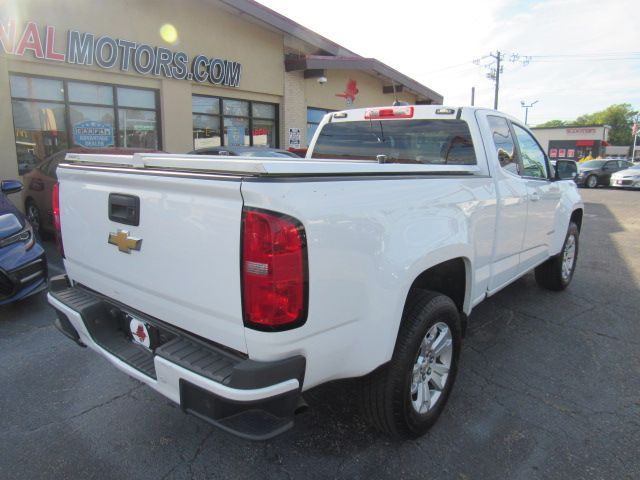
(0, 180), (47, 305)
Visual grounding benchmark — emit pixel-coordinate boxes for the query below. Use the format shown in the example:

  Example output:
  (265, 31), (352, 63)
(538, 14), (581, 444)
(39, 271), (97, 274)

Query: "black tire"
(584, 175), (598, 188)
(535, 222), (579, 291)
(25, 200), (42, 235)
(361, 289), (461, 438)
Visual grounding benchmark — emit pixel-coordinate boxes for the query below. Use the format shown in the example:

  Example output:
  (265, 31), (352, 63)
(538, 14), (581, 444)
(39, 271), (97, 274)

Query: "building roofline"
(217, 0), (441, 103)
(216, 0), (357, 56)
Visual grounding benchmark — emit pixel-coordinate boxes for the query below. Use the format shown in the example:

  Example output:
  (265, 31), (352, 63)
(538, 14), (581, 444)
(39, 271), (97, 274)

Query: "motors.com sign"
(0, 19), (242, 87)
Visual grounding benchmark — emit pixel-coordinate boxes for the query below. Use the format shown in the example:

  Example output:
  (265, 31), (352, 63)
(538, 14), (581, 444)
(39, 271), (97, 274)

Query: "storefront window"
(9, 74), (161, 175)
(11, 100), (68, 173)
(117, 87), (156, 109)
(253, 103), (276, 119)
(70, 105), (116, 148)
(252, 119), (275, 147)
(193, 114), (221, 149)
(118, 109), (158, 148)
(10, 76), (64, 101)
(192, 95), (278, 149)
(68, 82), (113, 105)
(224, 117), (249, 146)
(192, 96), (220, 115)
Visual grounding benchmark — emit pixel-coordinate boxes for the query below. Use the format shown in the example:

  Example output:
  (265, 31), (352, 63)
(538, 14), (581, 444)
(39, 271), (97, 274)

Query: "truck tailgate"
(57, 166), (247, 354)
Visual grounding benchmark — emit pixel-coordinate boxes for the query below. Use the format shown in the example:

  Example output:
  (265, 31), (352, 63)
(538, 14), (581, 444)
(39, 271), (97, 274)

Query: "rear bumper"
(47, 275), (305, 440)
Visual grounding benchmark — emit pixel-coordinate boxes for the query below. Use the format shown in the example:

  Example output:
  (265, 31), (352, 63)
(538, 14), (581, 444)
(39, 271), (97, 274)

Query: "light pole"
(521, 100), (538, 125)
(632, 119), (638, 162)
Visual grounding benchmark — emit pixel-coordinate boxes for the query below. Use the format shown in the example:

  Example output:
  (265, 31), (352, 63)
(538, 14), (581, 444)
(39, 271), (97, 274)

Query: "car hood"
(0, 213), (24, 239)
(612, 169), (640, 178)
(0, 194), (25, 238)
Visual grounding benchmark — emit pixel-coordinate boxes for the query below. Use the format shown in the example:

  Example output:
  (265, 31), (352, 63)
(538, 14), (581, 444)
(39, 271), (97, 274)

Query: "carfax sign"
(0, 19), (242, 87)
(73, 121), (114, 148)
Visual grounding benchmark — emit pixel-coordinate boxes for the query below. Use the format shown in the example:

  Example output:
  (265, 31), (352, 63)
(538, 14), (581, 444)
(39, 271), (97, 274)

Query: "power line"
(526, 51), (640, 58)
(423, 59), (484, 75)
(425, 51), (639, 76)
(529, 57), (640, 62)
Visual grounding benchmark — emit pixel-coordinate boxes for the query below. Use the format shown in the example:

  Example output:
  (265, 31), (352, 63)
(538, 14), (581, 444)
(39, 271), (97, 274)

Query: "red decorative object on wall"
(336, 79), (359, 105)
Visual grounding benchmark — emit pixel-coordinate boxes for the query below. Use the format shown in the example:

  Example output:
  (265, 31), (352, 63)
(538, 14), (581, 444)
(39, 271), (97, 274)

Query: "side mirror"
(554, 160), (578, 180)
(0, 180), (23, 195)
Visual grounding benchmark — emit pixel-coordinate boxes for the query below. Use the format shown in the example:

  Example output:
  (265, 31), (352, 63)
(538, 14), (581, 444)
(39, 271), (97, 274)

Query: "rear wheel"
(25, 200), (42, 235)
(535, 222), (579, 291)
(585, 175), (598, 188)
(361, 289), (461, 438)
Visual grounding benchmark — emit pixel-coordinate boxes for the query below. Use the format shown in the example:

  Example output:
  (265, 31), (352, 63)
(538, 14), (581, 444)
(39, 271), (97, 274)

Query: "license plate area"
(81, 303), (164, 379)
(127, 314), (158, 351)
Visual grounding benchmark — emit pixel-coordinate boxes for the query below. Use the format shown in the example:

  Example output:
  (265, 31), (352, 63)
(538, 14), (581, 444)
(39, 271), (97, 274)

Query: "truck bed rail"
(63, 153), (482, 177)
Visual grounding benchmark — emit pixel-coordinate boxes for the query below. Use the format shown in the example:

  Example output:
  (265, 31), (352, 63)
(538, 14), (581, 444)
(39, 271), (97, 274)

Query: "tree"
(535, 119), (568, 128)
(573, 104), (638, 146)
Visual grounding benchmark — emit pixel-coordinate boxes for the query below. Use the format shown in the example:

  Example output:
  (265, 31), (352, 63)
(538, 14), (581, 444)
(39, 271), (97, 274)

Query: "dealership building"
(0, 0), (442, 182)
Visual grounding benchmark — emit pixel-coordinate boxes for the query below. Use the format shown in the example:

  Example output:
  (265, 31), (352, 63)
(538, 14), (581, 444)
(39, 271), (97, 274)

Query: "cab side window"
(617, 161), (629, 169)
(488, 115), (519, 175)
(513, 124), (548, 179)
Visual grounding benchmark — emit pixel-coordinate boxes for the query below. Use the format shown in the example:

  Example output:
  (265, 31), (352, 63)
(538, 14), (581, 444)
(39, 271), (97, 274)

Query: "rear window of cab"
(311, 119), (476, 165)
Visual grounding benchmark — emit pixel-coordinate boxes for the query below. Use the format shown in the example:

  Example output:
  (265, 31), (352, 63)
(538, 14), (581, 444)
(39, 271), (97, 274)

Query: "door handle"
(529, 192), (540, 202)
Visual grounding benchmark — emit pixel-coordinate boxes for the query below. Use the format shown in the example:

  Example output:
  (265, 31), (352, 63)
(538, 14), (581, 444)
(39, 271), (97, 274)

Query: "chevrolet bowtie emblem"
(108, 230), (142, 253)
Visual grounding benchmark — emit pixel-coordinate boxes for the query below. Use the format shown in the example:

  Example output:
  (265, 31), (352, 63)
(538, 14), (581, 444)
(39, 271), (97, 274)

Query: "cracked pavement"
(1, 189), (639, 479)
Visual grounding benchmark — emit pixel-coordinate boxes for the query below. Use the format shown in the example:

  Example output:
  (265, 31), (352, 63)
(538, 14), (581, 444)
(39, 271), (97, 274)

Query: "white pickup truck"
(48, 105), (583, 440)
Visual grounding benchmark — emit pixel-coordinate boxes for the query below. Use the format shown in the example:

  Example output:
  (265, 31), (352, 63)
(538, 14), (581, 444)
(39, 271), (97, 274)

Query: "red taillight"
(365, 106), (414, 119)
(241, 208), (308, 330)
(52, 182), (64, 257)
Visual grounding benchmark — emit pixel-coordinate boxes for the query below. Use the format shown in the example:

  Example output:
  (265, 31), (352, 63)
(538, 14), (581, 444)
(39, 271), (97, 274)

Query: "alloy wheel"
(26, 204), (41, 233)
(562, 234), (576, 282)
(410, 322), (453, 414)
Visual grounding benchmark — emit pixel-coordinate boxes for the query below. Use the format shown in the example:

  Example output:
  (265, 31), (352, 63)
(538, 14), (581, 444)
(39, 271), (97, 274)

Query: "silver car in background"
(610, 163), (640, 189)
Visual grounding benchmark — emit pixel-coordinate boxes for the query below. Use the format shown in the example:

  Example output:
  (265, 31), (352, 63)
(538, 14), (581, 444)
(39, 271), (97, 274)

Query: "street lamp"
(521, 100), (538, 126)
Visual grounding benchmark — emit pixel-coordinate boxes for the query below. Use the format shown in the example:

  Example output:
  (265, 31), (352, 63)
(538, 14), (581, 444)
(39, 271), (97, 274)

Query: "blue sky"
(258, 0), (640, 126)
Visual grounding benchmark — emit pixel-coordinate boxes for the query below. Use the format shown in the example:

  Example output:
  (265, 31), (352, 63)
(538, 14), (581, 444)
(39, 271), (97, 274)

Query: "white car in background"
(610, 163), (640, 189)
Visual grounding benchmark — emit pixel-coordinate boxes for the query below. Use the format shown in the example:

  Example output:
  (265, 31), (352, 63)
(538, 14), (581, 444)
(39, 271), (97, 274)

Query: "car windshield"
(581, 160), (605, 169)
(311, 119), (477, 165)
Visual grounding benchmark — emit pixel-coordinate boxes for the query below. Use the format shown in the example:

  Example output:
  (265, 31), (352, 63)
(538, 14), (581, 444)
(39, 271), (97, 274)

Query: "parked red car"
(23, 147), (162, 235)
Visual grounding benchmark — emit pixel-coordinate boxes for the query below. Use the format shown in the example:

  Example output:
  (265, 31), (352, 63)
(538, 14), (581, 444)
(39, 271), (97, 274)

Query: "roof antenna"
(391, 80), (409, 106)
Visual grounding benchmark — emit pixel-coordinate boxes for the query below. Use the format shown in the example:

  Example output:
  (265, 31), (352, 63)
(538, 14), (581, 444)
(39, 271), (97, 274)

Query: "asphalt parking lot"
(1, 188), (638, 480)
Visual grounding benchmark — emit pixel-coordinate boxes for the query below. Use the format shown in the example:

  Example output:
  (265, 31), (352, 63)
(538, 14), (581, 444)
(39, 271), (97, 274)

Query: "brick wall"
(282, 71), (307, 148)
